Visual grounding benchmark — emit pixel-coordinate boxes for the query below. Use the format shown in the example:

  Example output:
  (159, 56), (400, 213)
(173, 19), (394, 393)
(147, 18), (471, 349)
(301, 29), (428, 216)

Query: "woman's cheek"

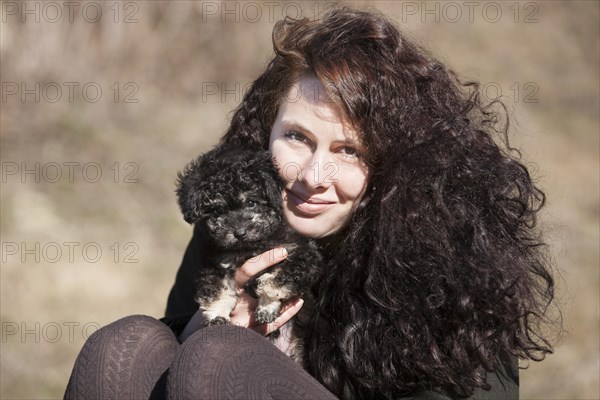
(278, 156), (304, 184)
(340, 169), (368, 200)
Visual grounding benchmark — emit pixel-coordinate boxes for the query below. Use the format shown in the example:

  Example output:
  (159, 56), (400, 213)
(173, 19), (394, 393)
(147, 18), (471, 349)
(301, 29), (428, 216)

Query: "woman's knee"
(175, 324), (279, 367)
(86, 314), (175, 348)
(65, 315), (179, 400)
(167, 325), (336, 400)
(167, 325), (273, 397)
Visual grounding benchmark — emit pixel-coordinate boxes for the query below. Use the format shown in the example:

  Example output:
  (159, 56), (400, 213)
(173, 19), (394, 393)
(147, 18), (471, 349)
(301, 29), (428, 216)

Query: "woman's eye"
(340, 146), (359, 158)
(284, 130), (307, 143)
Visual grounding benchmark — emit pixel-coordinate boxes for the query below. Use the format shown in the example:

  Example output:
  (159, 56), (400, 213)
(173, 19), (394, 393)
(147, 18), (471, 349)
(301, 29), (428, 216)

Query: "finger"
(263, 298), (304, 336)
(235, 247), (288, 287)
(229, 294), (258, 328)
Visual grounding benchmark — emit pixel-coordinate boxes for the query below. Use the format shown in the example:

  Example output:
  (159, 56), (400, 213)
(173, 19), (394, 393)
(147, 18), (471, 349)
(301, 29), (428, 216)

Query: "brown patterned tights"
(64, 315), (337, 400)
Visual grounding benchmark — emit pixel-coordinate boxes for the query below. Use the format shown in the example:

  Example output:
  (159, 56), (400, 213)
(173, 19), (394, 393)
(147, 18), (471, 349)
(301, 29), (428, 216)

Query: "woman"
(65, 6), (556, 399)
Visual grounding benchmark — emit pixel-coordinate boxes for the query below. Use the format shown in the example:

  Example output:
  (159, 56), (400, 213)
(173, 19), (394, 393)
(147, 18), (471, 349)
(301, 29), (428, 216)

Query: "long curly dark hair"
(221, 6), (557, 399)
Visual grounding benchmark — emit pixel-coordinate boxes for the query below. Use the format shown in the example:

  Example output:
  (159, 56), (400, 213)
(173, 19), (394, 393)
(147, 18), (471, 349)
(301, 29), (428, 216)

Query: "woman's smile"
(284, 188), (336, 216)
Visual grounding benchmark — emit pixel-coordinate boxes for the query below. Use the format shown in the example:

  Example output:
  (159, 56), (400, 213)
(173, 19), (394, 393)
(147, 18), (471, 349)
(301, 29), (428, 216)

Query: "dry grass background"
(0, 1), (598, 399)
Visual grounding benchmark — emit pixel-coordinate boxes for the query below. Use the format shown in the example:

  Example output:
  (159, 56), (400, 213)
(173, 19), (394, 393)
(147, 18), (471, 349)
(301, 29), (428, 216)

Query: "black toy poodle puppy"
(176, 144), (324, 363)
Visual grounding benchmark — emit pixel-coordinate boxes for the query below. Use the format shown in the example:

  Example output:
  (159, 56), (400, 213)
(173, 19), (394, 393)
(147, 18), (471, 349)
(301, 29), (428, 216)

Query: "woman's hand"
(230, 247), (304, 336)
(179, 247), (304, 343)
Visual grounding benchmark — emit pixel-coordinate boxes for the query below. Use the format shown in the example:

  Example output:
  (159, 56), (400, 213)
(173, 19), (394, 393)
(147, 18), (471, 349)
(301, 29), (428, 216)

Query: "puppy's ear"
(176, 156), (206, 224)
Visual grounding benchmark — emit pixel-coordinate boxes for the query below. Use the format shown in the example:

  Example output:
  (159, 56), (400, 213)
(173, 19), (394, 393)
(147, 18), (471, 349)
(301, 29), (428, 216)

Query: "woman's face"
(269, 76), (370, 238)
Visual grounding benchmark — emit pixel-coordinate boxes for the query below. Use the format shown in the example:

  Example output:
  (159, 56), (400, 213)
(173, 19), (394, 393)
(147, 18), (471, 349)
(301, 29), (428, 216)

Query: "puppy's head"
(176, 144), (285, 248)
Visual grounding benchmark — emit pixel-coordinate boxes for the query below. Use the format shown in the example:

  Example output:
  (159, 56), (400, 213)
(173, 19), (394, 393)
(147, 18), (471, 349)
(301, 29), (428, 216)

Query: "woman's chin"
(283, 211), (340, 239)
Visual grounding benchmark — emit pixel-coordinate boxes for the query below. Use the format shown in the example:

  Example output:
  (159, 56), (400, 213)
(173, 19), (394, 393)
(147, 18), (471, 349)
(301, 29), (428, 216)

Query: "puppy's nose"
(234, 229), (247, 239)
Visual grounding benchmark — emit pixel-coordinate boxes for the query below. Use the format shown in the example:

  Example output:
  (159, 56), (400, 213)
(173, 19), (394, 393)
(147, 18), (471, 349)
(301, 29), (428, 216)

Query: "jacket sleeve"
(403, 358), (519, 399)
(164, 224), (204, 319)
(470, 358), (519, 400)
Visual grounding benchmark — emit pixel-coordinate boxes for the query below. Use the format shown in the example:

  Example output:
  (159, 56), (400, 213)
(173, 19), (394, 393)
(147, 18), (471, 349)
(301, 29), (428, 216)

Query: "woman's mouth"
(285, 189), (335, 215)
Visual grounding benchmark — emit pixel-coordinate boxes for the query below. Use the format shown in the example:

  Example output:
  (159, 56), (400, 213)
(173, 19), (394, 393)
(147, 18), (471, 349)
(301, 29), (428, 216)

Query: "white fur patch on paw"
(201, 278), (238, 322)
(255, 272), (292, 300)
(255, 297), (281, 324)
(254, 272), (293, 324)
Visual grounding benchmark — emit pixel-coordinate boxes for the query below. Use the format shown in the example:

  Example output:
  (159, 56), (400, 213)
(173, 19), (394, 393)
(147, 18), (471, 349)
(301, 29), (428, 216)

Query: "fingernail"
(279, 247), (288, 258)
(297, 299), (304, 308)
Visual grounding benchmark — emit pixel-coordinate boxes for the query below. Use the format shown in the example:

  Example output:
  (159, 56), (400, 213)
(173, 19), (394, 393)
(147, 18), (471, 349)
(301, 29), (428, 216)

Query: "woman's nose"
(298, 150), (333, 190)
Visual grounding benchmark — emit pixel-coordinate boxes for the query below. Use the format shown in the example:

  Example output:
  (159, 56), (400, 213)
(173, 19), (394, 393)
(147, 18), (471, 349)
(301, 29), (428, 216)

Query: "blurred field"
(0, 1), (598, 399)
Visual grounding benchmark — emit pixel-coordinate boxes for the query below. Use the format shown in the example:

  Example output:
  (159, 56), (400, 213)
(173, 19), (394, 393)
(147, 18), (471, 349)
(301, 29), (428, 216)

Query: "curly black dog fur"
(176, 144), (324, 364)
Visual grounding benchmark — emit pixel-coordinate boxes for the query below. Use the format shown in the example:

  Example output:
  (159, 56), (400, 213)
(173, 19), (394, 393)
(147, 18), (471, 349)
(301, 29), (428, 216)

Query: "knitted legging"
(64, 315), (337, 400)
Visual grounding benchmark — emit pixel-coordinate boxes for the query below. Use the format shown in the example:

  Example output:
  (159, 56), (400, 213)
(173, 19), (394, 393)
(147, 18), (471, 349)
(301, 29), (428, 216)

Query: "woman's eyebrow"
(281, 120), (312, 134)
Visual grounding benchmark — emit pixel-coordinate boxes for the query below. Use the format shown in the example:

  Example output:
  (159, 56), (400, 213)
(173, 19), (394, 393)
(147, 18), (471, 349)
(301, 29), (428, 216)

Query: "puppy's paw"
(252, 272), (293, 300)
(255, 306), (280, 324)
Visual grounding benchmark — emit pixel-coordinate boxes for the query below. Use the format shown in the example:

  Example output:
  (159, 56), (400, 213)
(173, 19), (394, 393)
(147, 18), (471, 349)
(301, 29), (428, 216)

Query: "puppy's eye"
(246, 200), (256, 209)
